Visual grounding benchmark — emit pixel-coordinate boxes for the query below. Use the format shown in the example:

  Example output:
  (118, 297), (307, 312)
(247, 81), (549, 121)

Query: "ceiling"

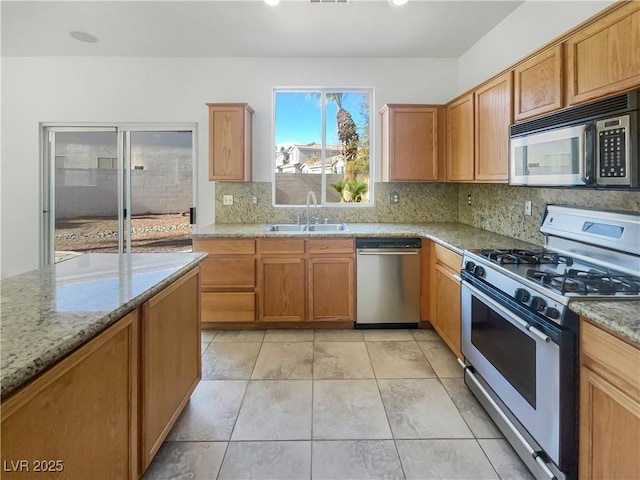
(1, 0), (523, 58)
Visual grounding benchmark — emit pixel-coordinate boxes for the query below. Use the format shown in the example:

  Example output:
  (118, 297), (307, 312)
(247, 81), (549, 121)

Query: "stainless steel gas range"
(459, 205), (640, 480)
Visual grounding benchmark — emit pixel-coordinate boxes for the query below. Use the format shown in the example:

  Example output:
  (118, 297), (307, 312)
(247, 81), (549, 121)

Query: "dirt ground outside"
(55, 213), (192, 258)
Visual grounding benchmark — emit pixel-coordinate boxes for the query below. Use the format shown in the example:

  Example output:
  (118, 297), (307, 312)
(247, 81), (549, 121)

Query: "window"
(97, 156), (117, 169)
(273, 89), (372, 206)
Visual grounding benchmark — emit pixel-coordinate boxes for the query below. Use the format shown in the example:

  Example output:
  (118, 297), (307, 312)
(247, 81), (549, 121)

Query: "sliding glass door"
(43, 125), (195, 264)
(127, 130), (194, 253)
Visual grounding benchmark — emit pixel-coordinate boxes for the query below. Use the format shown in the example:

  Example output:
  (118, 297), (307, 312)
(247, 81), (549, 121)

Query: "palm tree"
(327, 93), (358, 180)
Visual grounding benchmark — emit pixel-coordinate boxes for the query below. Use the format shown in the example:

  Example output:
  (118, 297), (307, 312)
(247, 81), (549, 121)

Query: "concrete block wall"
(55, 168), (192, 219)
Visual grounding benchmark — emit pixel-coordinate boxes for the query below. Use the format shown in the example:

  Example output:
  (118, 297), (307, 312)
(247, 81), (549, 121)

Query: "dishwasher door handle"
(357, 249), (421, 255)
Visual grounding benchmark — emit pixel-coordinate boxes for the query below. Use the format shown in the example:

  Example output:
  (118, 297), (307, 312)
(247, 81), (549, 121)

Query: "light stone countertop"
(569, 300), (640, 347)
(0, 252), (207, 398)
(193, 221), (640, 347)
(191, 222), (537, 255)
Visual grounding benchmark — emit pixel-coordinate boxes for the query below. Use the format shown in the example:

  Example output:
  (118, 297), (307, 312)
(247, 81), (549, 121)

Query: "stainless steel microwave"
(509, 89), (640, 188)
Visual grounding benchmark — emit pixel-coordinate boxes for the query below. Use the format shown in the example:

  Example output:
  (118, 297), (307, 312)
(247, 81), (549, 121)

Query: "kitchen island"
(0, 252), (206, 479)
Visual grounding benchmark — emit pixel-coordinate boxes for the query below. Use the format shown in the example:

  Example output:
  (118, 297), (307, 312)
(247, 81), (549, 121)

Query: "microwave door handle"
(582, 124), (596, 185)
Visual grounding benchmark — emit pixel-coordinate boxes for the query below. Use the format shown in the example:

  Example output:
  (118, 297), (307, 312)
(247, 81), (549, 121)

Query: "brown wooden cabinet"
(207, 103), (253, 181)
(193, 238), (256, 325)
(427, 242), (462, 358)
(140, 268), (201, 472)
(258, 257), (306, 322)
(566, 2), (640, 106)
(308, 239), (355, 321)
(256, 238), (355, 323)
(514, 44), (563, 121)
(257, 239), (306, 322)
(474, 72), (513, 182)
(1, 311), (139, 480)
(445, 93), (475, 182)
(380, 104), (443, 182)
(579, 319), (640, 480)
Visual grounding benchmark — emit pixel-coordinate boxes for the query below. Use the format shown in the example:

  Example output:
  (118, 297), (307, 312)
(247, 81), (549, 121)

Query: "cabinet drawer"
(308, 239), (354, 255)
(434, 243), (462, 272)
(581, 320), (640, 397)
(258, 239), (305, 255)
(202, 292), (256, 322)
(193, 239), (255, 255)
(201, 258), (255, 288)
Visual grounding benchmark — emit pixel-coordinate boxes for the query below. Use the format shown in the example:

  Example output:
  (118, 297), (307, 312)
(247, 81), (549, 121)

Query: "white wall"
(457, 0), (614, 93)
(0, 56), (457, 277)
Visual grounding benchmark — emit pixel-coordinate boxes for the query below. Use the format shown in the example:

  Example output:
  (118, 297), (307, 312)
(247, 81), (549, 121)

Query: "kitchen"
(1, 0), (640, 479)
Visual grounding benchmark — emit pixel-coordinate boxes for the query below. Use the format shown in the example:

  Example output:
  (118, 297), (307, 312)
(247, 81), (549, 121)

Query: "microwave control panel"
(596, 116), (630, 184)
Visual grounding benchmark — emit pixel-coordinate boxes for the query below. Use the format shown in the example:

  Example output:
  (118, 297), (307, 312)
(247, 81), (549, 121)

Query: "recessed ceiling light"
(389, 0), (408, 5)
(69, 31), (98, 43)
(264, 0), (280, 5)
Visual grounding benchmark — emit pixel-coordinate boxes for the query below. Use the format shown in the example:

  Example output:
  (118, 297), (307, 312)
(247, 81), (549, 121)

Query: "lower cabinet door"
(580, 367), (640, 479)
(1, 311), (138, 480)
(434, 264), (462, 358)
(309, 257), (354, 321)
(141, 268), (200, 472)
(258, 258), (306, 321)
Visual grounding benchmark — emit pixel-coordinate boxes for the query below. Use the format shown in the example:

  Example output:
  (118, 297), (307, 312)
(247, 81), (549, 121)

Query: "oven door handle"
(462, 281), (552, 344)
(527, 325), (551, 343)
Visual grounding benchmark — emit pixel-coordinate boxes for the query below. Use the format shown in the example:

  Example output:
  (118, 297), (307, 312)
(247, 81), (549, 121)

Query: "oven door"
(461, 280), (561, 465)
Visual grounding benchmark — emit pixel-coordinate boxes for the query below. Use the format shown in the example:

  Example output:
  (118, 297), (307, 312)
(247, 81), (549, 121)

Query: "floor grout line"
(170, 329), (523, 479)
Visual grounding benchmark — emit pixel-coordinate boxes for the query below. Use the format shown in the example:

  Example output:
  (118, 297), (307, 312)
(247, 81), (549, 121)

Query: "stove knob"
(515, 288), (530, 304)
(545, 307), (560, 320)
(474, 266), (486, 278)
(464, 261), (476, 273)
(531, 296), (547, 312)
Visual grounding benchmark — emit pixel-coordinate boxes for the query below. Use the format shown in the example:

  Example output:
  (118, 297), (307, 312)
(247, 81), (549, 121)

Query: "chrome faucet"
(306, 190), (318, 228)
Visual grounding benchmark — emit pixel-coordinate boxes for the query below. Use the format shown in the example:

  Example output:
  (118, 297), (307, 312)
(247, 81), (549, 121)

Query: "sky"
(275, 91), (368, 147)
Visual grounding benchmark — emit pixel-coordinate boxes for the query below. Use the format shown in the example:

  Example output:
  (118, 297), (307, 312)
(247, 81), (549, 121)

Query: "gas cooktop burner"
(526, 268), (640, 295)
(478, 248), (574, 266)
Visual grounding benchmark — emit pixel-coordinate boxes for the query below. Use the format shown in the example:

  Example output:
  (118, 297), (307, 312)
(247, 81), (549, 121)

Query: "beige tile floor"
(143, 329), (534, 480)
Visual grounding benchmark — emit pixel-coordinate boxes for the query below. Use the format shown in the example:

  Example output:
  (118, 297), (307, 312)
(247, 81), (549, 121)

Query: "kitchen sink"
(306, 223), (349, 232)
(265, 223), (349, 232)
(265, 224), (307, 232)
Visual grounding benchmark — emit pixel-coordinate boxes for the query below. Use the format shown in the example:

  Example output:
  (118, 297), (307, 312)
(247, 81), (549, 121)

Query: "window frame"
(271, 87), (374, 208)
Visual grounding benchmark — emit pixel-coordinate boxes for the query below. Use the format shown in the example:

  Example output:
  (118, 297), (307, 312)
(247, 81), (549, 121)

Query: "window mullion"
(320, 90), (327, 206)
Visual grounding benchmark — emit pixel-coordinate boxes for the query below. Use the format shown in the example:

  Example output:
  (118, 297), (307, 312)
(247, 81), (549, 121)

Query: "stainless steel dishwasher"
(355, 238), (421, 327)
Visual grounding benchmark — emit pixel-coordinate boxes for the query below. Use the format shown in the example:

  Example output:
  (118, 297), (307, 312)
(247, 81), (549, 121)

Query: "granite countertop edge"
(569, 300), (640, 348)
(1, 256), (206, 398)
(190, 222), (537, 255)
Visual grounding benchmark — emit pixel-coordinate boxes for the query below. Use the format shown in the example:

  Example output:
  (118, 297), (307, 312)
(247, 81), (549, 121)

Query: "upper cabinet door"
(566, 2), (640, 106)
(381, 105), (441, 182)
(514, 45), (563, 121)
(207, 103), (253, 181)
(474, 72), (513, 183)
(445, 93), (475, 182)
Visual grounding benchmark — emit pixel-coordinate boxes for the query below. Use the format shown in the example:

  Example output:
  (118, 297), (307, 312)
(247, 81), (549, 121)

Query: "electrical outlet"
(390, 192), (400, 204)
(251, 195), (258, 206)
(223, 194), (234, 206)
(467, 194), (472, 206)
(524, 200), (532, 216)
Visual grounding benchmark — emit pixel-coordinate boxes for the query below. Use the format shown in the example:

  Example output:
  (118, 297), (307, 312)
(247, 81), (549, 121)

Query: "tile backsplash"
(214, 182), (459, 224)
(457, 184), (640, 245)
(214, 181), (639, 246)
